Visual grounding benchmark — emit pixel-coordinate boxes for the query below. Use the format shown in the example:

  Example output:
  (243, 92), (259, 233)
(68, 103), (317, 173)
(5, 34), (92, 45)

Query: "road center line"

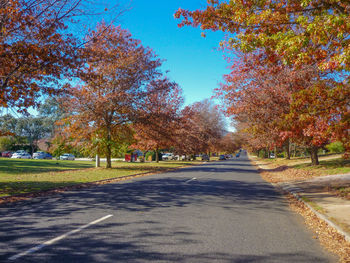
(8, 214), (113, 261)
(185, 177), (197, 184)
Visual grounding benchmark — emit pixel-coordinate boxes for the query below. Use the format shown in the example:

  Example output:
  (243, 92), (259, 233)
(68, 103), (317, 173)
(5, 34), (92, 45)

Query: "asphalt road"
(0, 152), (337, 262)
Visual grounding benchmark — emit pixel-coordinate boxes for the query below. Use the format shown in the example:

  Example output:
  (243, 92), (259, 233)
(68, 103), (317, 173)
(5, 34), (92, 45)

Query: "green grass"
(0, 158), (199, 197)
(292, 158), (350, 176)
(300, 196), (326, 213)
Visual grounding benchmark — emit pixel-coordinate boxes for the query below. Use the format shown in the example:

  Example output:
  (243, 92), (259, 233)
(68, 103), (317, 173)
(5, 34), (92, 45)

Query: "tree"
(0, 0), (121, 112)
(132, 78), (184, 162)
(15, 117), (50, 154)
(174, 100), (226, 157)
(175, 0), (350, 157)
(216, 51), (334, 164)
(61, 23), (162, 168)
(175, 0), (350, 72)
(38, 97), (67, 137)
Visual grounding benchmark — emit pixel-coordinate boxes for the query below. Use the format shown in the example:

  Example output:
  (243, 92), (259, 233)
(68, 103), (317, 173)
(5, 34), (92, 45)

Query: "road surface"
(0, 152), (336, 262)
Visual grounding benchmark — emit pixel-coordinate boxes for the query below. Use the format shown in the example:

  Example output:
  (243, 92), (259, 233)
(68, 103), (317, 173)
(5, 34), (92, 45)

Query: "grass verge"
(292, 158), (350, 176)
(0, 158), (199, 198)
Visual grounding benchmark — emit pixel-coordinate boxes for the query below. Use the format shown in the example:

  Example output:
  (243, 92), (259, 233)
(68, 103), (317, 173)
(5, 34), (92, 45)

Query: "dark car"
(2, 151), (12, 157)
(201, 154), (210, 161)
(219, 155), (226, 160)
(44, 153), (53, 159)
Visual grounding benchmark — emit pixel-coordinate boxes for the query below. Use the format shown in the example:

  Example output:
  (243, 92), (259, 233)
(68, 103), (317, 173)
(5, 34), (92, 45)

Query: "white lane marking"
(9, 214), (113, 261)
(185, 177), (197, 184)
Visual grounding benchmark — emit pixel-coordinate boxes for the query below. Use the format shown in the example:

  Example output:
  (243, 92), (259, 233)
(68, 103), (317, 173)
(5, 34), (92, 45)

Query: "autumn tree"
(174, 99), (226, 157)
(61, 23), (162, 168)
(175, 0), (350, 72)
(133, 78), (184, 162)
(175, 0), (350, 157)
(217, 132), (242, 154)
(216, 51), (335, 164)
(0, 0), (121, 113)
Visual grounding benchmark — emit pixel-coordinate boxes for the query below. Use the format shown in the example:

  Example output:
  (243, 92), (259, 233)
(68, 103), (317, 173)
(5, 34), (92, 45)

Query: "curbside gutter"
(276, 183), (350, 243)
(249, 156), (350, 244)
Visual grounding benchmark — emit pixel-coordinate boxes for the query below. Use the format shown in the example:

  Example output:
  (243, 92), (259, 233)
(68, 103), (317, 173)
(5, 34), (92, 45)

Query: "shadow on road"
(0, 158), (332, 262)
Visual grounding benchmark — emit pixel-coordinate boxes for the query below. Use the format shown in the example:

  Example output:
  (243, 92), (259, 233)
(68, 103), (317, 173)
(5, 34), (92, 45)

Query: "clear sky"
(116, 0), (229, 106)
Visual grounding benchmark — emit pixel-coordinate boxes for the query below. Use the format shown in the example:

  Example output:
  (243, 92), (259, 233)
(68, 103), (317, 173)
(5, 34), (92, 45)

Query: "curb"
(277, 184), (350, 243)
(251, 157), (350, 243)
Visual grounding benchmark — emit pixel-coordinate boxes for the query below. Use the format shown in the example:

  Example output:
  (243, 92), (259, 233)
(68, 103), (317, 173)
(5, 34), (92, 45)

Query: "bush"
(277, 153), (285, 158)
(326, 141), (345, 153)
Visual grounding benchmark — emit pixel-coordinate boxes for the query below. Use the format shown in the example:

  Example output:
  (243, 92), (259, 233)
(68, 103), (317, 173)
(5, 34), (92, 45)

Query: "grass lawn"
(0, 158), (199, 197)
(292, 158), (350, 176)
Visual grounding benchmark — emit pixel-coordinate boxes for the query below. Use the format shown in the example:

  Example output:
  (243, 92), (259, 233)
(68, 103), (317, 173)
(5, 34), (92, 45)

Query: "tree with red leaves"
(60, 23), (162, 168)
(175, 99), (226, 157)
(132, 78), (184, 163)
(0, 0), (121, 113)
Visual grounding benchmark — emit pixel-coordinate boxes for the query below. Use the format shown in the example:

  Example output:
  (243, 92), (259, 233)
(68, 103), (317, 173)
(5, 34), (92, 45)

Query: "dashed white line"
(185, 177), (197, 184)
(8, 214), (113, 261)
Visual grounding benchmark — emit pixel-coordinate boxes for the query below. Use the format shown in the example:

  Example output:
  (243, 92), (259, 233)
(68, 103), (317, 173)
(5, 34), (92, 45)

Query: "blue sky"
(116, 0), (229, 106)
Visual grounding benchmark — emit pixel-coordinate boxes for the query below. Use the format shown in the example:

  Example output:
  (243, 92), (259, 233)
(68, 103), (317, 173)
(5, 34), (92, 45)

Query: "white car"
(60, 153), (75, 160)
(11, 152), (31, 159)
(162, 153), (174, 161)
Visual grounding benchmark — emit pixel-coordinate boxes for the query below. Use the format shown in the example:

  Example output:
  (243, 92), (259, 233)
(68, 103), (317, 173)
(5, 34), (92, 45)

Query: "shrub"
(326, 141), (345, 154)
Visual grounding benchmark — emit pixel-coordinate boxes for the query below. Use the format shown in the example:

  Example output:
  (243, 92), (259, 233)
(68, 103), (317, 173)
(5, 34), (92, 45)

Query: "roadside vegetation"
(252, 154), (350, 183)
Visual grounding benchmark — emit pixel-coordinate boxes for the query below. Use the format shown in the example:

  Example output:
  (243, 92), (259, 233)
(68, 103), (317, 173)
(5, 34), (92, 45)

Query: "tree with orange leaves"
(132, 78), (184, 162)
(60, 23), (162, 168)
(0, 0), (121, 113)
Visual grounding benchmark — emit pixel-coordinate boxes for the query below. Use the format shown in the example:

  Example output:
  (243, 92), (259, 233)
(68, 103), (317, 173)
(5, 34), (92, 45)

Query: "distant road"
(0, 152), (336, 262)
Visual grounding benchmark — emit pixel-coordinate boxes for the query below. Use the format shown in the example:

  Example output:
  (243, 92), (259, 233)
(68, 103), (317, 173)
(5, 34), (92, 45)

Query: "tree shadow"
(0, 160), (335, 262)
(0, 159), (94, 175)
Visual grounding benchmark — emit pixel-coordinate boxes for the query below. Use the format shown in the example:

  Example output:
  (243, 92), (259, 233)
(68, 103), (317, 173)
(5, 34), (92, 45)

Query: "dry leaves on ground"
(288, 194), (350, 263)
(257, 164), (316, 183)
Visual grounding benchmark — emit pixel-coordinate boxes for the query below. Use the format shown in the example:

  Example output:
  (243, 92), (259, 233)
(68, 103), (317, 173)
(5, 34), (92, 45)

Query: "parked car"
(33, 152), (53, 159)
(44, 153), (53, 159)
(60, 153), (75, 160)
(162, 153), (174, 161)
(1, 151), (12, 157)
(11, 152), (31, 159)
(201, 154), (210, 161)
(33, 151), (46, 159)
(219, 155), (226, 160)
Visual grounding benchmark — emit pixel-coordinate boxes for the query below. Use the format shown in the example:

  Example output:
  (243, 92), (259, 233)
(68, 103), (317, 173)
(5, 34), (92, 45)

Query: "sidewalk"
(278, 174), (350, 242)
(252, 156), (350, 242)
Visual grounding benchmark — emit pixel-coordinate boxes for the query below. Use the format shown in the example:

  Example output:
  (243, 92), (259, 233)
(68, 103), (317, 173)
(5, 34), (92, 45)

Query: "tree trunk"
(285, 139), (291, 160)
(96, 154), (100, 168)
(156, 148), (159, 163)
(310, 147), (319, 165)
(106, 145), (112, 168)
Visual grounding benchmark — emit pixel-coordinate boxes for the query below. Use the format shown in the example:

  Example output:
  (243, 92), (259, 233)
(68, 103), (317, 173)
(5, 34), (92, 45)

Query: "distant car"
(270, 153), (276, 159)
(60, 153), (75, 160)
(236, 153), (240, 158)
(201, 154), (210, 161)
(44, 153), (53, 159)
(219, 155), (226, 160)
(33, 152), (53, 159)
(33, 151), (46, 159)
(11, 152), (31, 159)
(1, 151), (12, 157)
(162, 153), (174, 161)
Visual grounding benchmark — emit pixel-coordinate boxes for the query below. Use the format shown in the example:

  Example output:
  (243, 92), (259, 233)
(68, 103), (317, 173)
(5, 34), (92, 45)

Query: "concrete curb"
(251, 158), (350, 243)
(277, 183), (350, 243)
